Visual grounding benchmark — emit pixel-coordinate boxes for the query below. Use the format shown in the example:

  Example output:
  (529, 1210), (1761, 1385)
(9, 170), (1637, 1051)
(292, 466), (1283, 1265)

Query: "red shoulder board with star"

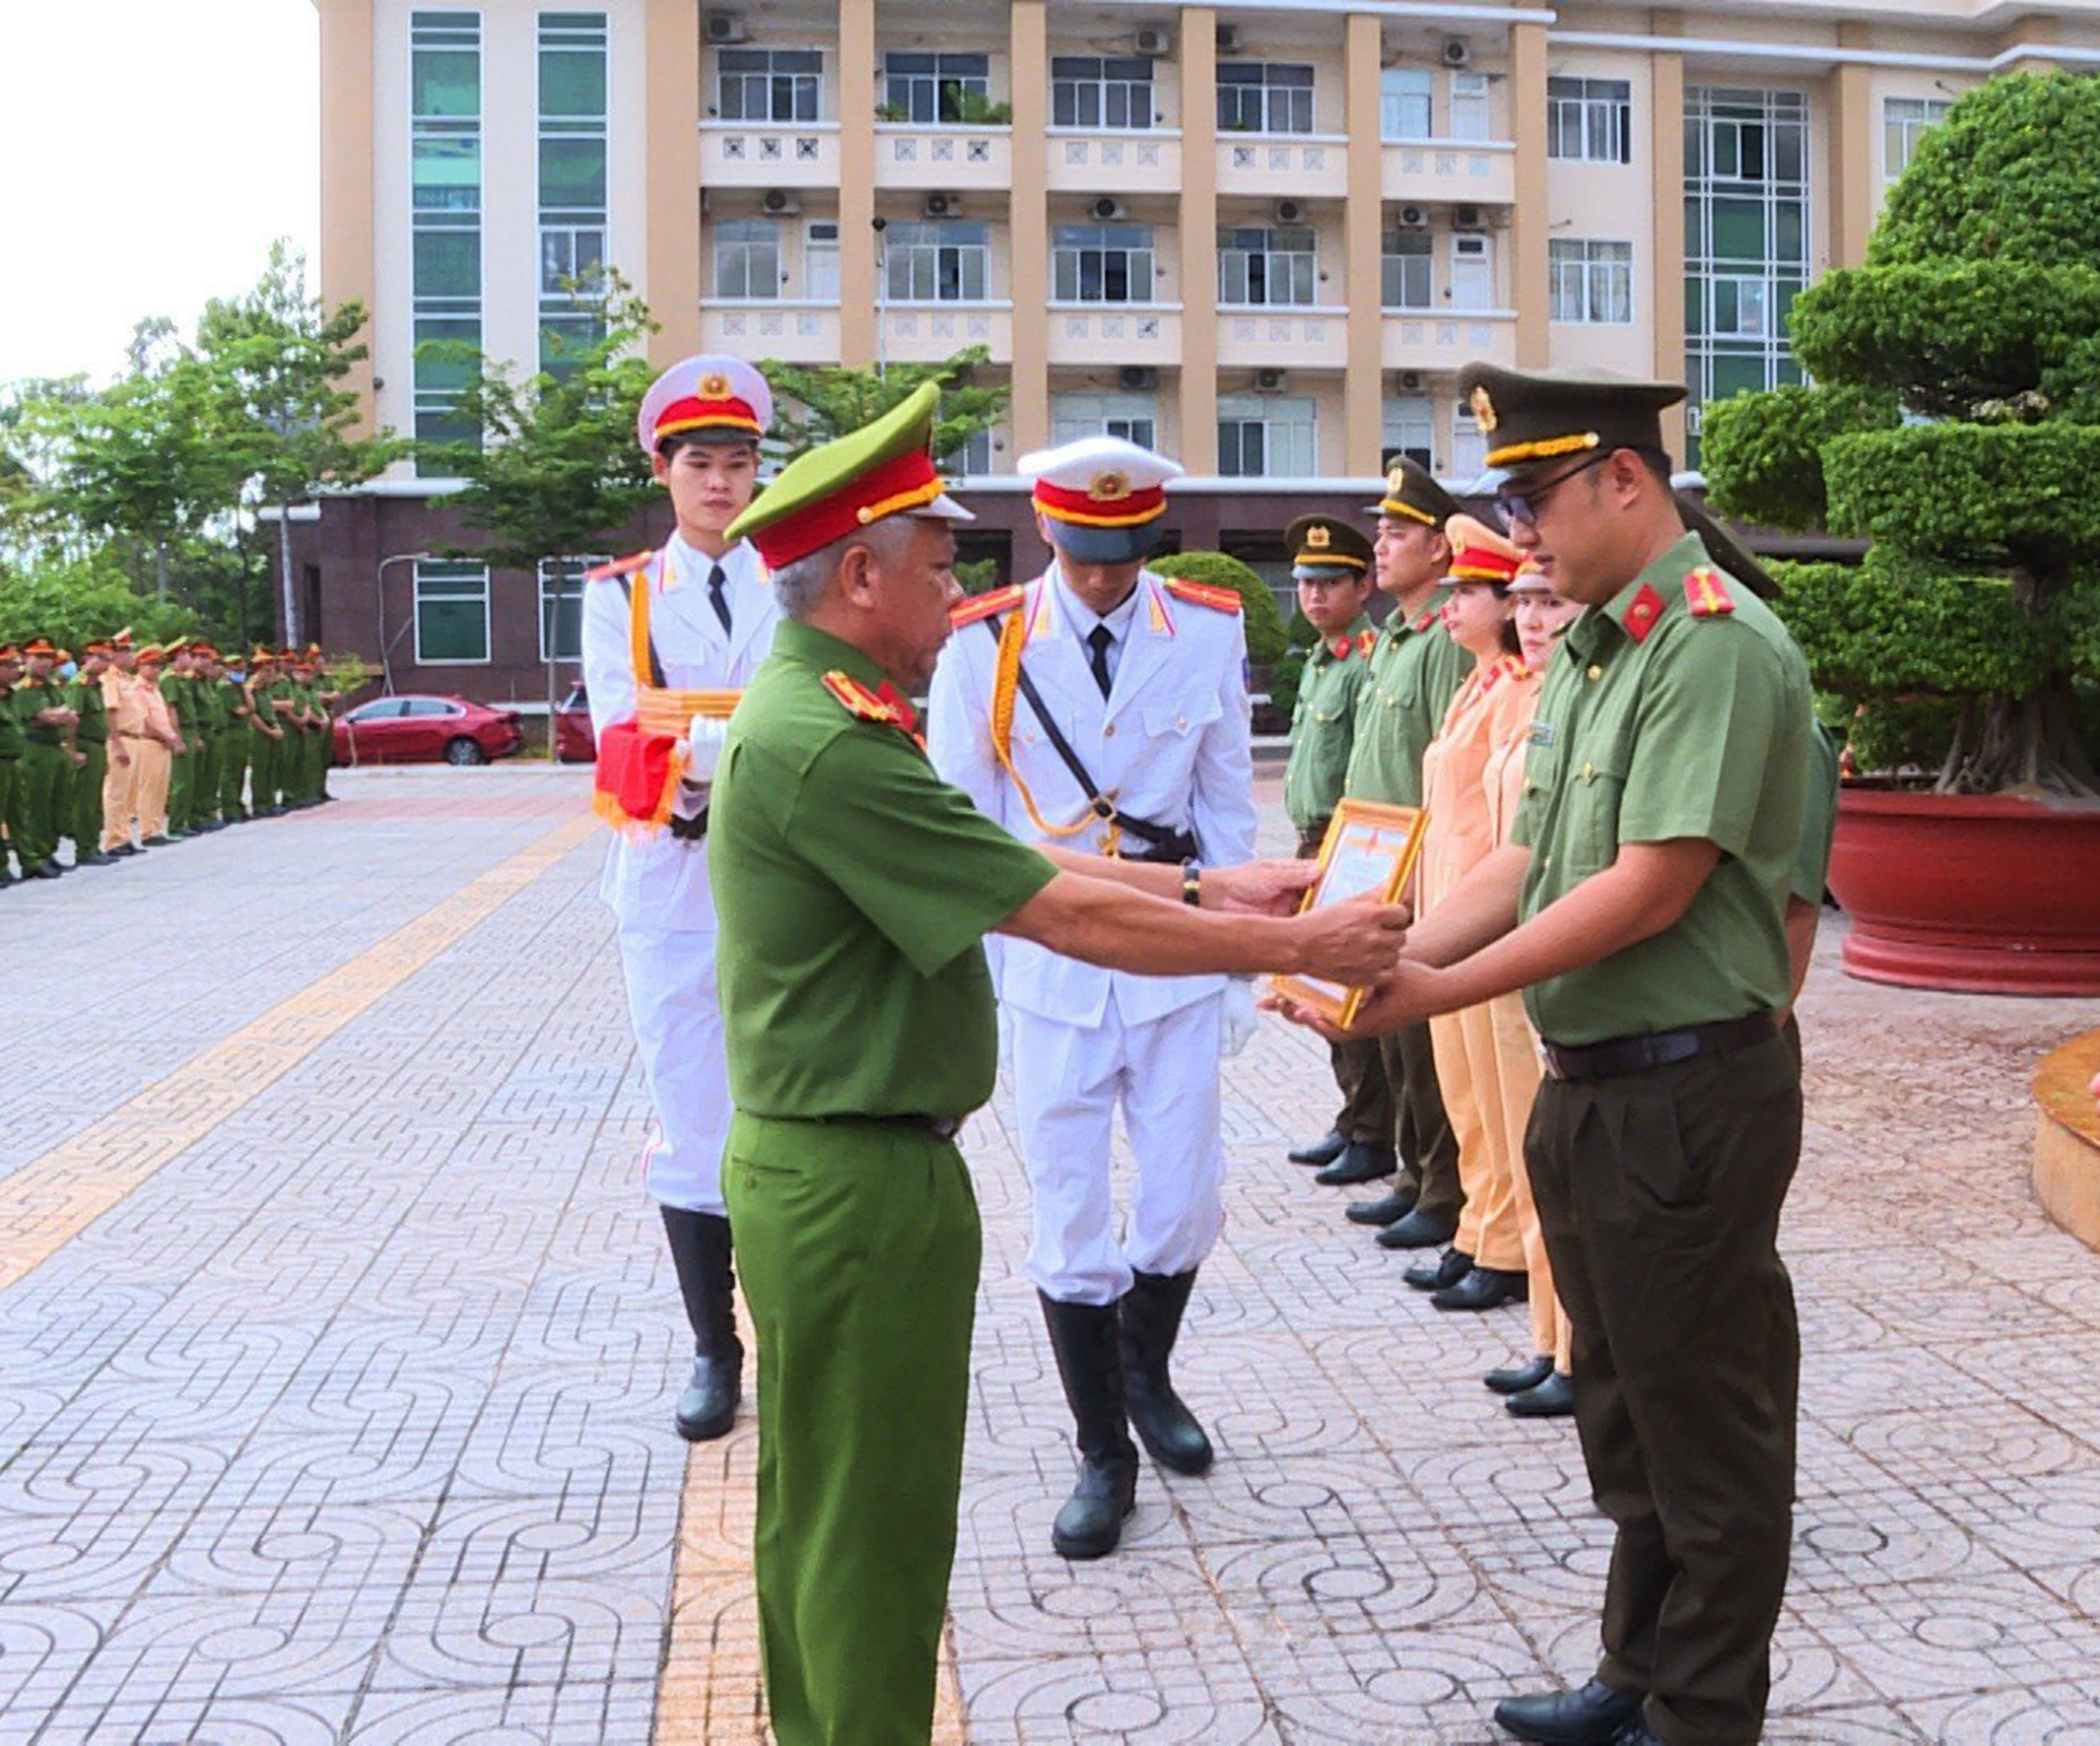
(585, 550), (652, 583)
(1684, 567), (1735, 619)
(1162, 577), (1242, 615)
(950, 583), (1024, 628)
(1357, 630), (1378, 657)
(1624, 582), (1667, 644)
(821, 671), (924, 749)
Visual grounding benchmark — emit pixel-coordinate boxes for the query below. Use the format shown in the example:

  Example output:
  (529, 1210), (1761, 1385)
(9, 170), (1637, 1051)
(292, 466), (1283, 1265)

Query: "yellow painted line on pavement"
(0, 814), (596, 1297)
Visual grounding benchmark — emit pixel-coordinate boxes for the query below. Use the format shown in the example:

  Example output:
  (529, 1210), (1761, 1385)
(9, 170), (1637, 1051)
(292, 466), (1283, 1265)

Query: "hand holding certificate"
(1269, 799), (1430, 1028)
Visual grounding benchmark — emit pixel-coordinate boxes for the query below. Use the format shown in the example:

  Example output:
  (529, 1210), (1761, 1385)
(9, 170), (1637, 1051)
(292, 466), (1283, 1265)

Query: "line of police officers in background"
(0, 632), (339, 888)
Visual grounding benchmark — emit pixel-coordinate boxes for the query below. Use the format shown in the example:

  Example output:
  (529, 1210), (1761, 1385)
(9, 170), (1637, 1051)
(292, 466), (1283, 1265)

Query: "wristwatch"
(1180, 858), (1202, 907)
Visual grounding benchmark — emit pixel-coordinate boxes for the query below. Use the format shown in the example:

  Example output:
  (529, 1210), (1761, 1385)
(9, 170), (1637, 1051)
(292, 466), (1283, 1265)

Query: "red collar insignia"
(1624, 582), (1666, 644)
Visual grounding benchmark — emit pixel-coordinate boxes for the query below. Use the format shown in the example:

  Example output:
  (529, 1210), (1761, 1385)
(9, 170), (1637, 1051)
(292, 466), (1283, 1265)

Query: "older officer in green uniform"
(67, 640), (118, 865)
(710, 382), (1405, 1746)
(1278, 512), (1392, 1178)
(1284, 364), (1818, 1746)
(1325, 461), (1472, 1242)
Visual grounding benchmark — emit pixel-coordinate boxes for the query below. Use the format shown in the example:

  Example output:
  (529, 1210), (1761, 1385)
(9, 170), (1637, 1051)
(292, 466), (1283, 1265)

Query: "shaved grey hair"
(770, 513), (919, 621)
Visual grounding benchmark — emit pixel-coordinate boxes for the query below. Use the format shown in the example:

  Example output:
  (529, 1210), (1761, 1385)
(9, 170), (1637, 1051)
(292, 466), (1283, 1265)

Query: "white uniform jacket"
(582, 534), (779, 932)
(928, 565), (1258, 1030)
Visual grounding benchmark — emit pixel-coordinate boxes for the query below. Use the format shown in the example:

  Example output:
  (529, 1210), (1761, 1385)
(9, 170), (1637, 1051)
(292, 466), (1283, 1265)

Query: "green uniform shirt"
(1341, 601), (1470, 809)
(16, 675), (70, 747)
(250, 677), (288, 735)
(1512, 532), (1814, 1045)
(0, 685), (27, 760)
(1794, 723), (1841, 906)
(221, 676), (253, 730)
(160, 670), (193, 733)
(70, 674), (108, 744)
(711, 618), (1057, 1122)
(1284, 617), (1374, 833)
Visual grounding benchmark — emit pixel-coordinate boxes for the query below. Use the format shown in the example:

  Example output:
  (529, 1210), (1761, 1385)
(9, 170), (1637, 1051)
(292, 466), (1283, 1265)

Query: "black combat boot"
(660, 1206), (742, 1442)
(1119, 1269), (1213, 1476)
(1040, 1295), (1140, 1560)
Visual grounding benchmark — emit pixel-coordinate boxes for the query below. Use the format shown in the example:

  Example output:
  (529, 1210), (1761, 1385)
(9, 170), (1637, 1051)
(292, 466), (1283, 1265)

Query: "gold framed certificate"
(1270, 798), (1430, 1027)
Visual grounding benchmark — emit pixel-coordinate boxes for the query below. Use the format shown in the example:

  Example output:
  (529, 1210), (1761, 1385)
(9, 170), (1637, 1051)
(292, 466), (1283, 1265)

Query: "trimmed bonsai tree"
(1700, 72), (2100, 798)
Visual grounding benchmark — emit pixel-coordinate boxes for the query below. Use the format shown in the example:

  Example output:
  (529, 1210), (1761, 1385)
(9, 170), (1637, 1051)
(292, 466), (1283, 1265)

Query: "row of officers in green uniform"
(0, 632), (338, 888)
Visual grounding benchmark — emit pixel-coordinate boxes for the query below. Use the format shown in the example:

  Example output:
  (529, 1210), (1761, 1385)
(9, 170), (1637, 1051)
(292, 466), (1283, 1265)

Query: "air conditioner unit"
(1119, 366), (1160, 390)
(1089, 196), (1127, 222)
(1215, 23), (1242, 55)
(1440, 36), (1472, 67)
(1398, 204), (1427, 229)
(1254, 368), (1289, 392)
(1399, 369), (1423, 391)
(1273, 198), (1307, 226)
(1133, 26), (1173, 57)
(922, 192), (961, 219)
(761, 188), (799, 216)
(705, 14), (749, 46)
(1455, 204), (1482, 230)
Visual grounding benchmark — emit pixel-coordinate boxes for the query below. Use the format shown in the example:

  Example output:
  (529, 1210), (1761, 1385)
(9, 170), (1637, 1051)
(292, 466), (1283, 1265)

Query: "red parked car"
(333, 695), (525, 766)
(553, 683), (595, 764)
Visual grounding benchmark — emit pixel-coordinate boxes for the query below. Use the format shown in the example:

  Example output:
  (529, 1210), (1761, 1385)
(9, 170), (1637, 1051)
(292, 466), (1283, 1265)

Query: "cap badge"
(698, 371), (731, 400)
(1086, 469), (1131, 504)
(1306, 524), (1331, 550)
(1469, 384), (1499, 434)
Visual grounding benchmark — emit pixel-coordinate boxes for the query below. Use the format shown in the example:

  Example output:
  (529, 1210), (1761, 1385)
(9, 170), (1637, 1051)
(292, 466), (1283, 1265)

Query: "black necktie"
(707, 564), (732, 635)
(1085, 624), (1115, 700)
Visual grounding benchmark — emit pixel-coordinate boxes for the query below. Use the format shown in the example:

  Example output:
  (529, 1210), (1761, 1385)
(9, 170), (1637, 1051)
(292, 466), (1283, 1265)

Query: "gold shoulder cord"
(988, 606), (1117, 850)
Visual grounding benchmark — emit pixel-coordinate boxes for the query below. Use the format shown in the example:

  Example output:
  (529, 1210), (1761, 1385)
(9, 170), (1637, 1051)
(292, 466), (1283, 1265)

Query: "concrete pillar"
(644, 0), (703, 363)
(316, 0), (377, 433)
(1509, 21), (1550, 368)
(1342, 13), (1386, 476)
(838, 0), (879, 366)
(1008, 1), (1050, 455)
(1178, 6), (1219, 474)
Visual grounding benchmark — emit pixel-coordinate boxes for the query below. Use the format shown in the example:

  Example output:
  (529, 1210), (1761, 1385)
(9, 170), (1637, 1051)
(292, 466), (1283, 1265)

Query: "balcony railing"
(1216, 304), (1348, 369)
(700, 120), (841, 190)
(873, 125), (1012, 190)
(880, 301), (1013, 364)
(1382, 139), (1517, 206)
(700, 299), (841, 364)
(1382, 309), (1519, 372)
(1215, 134), (1349, 200)
(1046, 302), (1182, 367)
(1046, 128), (1183, 194)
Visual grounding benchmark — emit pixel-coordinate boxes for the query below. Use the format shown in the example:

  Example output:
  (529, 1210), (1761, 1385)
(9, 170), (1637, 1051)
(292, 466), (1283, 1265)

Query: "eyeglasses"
(1495, 451), (1612, 531)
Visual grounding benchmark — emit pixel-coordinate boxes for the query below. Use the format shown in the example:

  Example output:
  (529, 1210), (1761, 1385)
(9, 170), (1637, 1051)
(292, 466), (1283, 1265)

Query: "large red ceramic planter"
(1829, 788), (2100, 993)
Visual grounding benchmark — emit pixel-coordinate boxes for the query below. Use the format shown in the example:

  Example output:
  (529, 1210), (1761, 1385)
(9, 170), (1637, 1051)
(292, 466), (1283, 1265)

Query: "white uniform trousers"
(1013, 993), (1228, 1306)
(617, 920), (730, 1216)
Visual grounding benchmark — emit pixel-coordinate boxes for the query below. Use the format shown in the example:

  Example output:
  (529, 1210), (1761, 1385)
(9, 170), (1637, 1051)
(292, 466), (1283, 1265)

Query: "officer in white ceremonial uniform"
(928, 436), (1258, 1560)
(583, 355), (779, 1443)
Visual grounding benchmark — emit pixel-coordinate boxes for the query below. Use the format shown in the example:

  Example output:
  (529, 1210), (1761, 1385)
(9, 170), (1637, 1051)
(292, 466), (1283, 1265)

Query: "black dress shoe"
(37, 858), (64, 876)
(1493, 1678), (1646, 1744)
(1344, 1187), (1417, 1227)
(74, 850), (116, 867)
(1432, 1266), (1528, 1311)
(1288, 1127), (1349, 1167)
(26, 863), (61, 880)
(1606, 1720), (1664, 1745)
(1485, 1354), (1556, 1395)
(1509, 1372), (1577, 1419)
(1313, 1142), (1396, 1186)
(1376, 1206), (1458, 1249)
(1405, 1246), (1472, 1292)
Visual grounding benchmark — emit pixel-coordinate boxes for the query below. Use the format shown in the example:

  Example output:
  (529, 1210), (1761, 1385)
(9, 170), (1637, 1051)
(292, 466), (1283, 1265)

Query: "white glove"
(1219, 977), (1258, 1058)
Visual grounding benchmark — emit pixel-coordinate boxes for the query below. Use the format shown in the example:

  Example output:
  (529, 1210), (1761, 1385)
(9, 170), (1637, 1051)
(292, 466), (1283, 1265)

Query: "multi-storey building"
(301, 0), (2098, 706)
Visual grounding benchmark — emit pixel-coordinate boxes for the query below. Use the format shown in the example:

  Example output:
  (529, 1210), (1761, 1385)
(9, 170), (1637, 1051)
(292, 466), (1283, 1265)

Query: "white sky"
(0, 1), (319, 386)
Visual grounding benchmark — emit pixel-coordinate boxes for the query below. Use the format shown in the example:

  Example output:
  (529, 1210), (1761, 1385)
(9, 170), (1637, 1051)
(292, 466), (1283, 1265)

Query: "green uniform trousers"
(1526, 1030), (1801, 1745)
(1297, 825), (1393, 1145)
(191, 735), (221, 823)
(724, 1112), (980, 1746)
(168, 739), (194, 830)
(70, 742), (107, 849)
(248, 732), (278, 812)
(221, 733), (249, 818)
(17, 742), (69, 868)
(0, 758), (22, 874)
(1379, 1020), (1461, 1222)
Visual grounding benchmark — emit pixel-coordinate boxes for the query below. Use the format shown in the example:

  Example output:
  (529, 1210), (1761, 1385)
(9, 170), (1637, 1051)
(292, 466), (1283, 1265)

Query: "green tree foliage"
(1701, 72), (2100, 795)
(0, 555), (196, 649)
(1146, 550), (1289, 666)
(760, 349), (1008, 468)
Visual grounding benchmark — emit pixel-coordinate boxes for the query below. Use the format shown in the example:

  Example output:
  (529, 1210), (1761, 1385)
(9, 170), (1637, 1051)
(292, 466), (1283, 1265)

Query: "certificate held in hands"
(1271, 799), (1430, 1027)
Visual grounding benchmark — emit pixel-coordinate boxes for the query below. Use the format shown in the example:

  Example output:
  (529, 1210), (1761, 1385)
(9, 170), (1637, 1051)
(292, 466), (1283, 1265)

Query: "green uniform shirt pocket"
(1563, 744), (1632, 879)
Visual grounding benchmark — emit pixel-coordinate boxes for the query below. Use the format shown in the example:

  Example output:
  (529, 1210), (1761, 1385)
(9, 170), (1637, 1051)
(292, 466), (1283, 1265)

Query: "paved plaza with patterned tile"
(2, 764), (2097, 1744)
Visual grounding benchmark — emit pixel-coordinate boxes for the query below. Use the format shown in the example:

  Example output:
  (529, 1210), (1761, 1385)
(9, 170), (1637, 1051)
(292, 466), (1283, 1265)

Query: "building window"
(717, 47), (822, 122)
(1549, 238), (1634, 323)
(1218, 227), (1316, 306)
(1684, 86), (1809, 462)
(1381, 67), (1433, 140)
(415, 560), (490, 664)
(803, 221), (840, 300)
(1448, 71), (1491, 143)
(714, 218), (782, 299)
(1051, 392), (1158, 449)
(1381, 230), (1432, 309)
(883, 220), (990, 302)
(1051, 223), (1155, 303)
(538, 12), (607, 378)
(1547, 76), (1633, 164)
(1051, 56), (1154, 130)
(1383, 395), (1435, 470)
(1449, 232), (1493, 311)
(882, 52), (989, 125)
(947, 427), (995, 477)
(538, 559), (597, 662)
(412, 12), (481, 467)
(1217, 393), (1316, 477)
(1451, 404), (1489, 478)
(1217, 62), (1314, 136)
(1884, 96), (1951, 183)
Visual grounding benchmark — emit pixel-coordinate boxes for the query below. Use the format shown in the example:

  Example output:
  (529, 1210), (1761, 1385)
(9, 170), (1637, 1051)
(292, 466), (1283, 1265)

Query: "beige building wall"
(316, 0), (376, 433)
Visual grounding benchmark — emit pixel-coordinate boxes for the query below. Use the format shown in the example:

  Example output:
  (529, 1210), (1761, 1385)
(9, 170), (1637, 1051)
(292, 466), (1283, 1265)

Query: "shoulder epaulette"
(821, 670), (900, 725)
(1162, 576), (1242, 615)
(1684, 567), (1735, 619)
(950, 584), (1024, 629)
(585, 550), (652, 583)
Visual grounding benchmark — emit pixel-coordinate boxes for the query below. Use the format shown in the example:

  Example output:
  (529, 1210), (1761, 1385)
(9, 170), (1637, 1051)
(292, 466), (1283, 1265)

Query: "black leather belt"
(1538, 1012), (1777, 1082)
(815, 1112), (964, 1140)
